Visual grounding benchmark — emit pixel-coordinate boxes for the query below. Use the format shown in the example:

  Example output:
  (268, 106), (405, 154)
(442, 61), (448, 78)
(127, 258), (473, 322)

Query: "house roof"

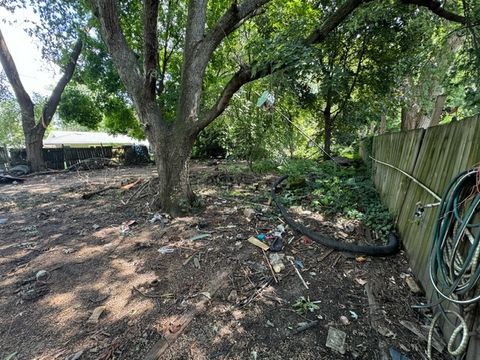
(44, 131), (148, 146)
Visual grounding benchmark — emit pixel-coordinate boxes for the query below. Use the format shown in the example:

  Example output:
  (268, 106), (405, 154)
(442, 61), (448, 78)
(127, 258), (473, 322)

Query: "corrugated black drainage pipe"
(271, 175), (399, 256)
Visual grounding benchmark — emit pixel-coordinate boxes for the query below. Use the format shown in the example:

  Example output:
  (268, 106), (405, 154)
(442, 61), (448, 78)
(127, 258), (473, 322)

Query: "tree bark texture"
(0, 28), (82, 171)
(379, 114), (387, 134)
(152, 128), (196, 214)
(429, 93), (446, 127)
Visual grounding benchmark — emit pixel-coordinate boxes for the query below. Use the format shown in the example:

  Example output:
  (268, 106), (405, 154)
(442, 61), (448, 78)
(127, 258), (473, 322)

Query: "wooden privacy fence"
(3, 145), (150, 170)
(64, 146), (113, 167)
(7, 146), (114, 169)
(360, 115), (480, 359)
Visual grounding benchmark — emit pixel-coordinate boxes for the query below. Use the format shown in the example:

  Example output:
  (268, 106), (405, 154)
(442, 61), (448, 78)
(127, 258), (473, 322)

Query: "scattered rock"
(35, 270), (50, 282)
(405, 276), (422, 294)
(340, 315), (350, 325)
(227, 290), (238, 303)
(355, 278), (367, 286)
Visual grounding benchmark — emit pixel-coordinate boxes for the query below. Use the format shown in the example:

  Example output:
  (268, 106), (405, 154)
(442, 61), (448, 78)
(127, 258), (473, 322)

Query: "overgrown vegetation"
(277, 159), (394, 241)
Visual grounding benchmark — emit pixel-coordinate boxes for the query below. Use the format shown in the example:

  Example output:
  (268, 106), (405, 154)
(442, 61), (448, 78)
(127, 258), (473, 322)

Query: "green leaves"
(59, 86), (102, 129)
(292, 296), (320, 315)
(0, 99), (23, 147)
(279, 159), (394, 241)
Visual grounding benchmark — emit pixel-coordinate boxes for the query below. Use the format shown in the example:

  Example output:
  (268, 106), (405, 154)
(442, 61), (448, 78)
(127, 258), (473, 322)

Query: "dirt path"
(0, 163), (448, 359)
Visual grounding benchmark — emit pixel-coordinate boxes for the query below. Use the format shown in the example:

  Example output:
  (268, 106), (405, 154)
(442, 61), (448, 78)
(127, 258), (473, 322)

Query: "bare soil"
(0, 162), (449, 360)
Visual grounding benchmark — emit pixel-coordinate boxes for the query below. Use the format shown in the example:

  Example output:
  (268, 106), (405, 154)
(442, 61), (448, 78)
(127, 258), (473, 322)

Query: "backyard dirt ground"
(0, 162), (450, 360)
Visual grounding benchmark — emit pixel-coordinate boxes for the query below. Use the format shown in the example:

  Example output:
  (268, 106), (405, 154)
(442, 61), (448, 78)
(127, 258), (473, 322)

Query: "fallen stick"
(123, 180), (149, 205)
(240, 277), (273, 307)
(318, 249), (334, 262)
(289, 259), (309, 289)
(262, 250), (278, 283)
(82, 186), (117, 199)
(144, 269), (230, 360)
(365, 281), (395, 338)
(121, 178), (142, 190)
(365, 281), (381, 326)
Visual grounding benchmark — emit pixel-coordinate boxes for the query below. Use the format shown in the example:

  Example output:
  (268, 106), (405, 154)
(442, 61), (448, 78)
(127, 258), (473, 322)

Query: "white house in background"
(44, 131), (149, 148)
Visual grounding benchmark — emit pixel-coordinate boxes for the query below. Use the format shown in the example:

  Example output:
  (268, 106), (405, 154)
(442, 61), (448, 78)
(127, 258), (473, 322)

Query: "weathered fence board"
(363, 115), (480, 360)
(371, 128), (424, 218)
(64, 146), (113, 167)
(43, 148), (65, 170)
(4, 146), (116, 169)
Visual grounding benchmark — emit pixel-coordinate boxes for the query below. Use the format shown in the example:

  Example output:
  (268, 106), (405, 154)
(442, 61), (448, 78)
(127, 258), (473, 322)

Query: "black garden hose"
(271, 175), (399, 256)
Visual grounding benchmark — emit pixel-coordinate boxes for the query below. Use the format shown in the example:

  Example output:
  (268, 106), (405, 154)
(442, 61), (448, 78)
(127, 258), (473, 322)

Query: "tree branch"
(158, 0), (173, 96)
(306, 0), (368, 44)
(0, 27), (34, 126)
(144, 0), (160, 102)
(183, 0), (208, 60)
(401, 0), (465, 24)
(176, 0), (208, 123)
(41, 38), (83, 129)
(197, 0), (367, 132)
(194, 65), (267, 134)
(331, 30), (369, 123)
(203, 0), (272, 54)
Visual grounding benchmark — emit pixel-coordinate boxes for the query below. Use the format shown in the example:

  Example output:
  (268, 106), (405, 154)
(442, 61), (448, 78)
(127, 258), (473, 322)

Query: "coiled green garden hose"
(429, 168), (480, 305)
(427, 167), (480, 359)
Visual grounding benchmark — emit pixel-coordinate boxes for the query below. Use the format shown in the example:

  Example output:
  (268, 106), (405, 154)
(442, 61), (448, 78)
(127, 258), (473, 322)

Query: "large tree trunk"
(148, 121), (196, 214)
(379, 114), (387, 134)
(429, 93), (446, 127)
(20, 111), (46, 171)
(25, 128), (45, 171)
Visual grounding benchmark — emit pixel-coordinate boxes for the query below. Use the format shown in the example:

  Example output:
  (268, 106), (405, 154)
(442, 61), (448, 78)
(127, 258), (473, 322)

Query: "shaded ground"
(0, 162), (448, 359)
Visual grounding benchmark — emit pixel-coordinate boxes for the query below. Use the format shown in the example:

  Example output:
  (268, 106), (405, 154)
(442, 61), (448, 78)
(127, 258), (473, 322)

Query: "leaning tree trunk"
(0, 28), (82, 172)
